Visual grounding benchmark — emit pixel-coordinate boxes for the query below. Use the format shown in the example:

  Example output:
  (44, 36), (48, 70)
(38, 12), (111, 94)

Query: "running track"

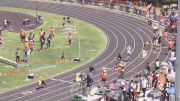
(0, 1), (169, 101)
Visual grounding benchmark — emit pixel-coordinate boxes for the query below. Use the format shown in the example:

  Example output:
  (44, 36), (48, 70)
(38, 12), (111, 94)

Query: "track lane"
(0, 0), (169, 100)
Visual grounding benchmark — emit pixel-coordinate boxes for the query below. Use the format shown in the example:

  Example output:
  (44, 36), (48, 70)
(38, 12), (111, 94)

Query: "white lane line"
(9, 11), (123, 101)
(22, 7), (135, 101)
(50, 78), (75, 84)
(38, 12), (148, 101)
(11, 9), (149, 101)
(45, 16), (151, 101)
(2, 4), (163, 101)
(0, 10), (110, 101)
(24, 16), (126, 101)
(49, 8), (165, 100)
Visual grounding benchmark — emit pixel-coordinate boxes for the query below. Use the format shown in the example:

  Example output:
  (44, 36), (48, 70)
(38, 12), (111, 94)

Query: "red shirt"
(117, 67), (122, 76)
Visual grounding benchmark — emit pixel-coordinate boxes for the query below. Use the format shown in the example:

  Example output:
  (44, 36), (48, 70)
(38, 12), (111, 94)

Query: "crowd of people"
(104, 3), (177, 101)
(15, 16), (73, 67)
(70, 2), (178, 101)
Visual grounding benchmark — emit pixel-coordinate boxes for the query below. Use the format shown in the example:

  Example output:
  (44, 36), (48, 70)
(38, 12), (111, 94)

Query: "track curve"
(0, 1), (169, 101)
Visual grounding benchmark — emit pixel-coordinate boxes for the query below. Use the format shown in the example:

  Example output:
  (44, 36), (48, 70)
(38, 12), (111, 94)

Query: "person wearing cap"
(101, 68), (107, 85)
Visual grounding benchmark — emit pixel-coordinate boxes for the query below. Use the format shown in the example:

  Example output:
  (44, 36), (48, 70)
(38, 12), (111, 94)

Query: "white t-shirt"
(142, 79), (148, 88)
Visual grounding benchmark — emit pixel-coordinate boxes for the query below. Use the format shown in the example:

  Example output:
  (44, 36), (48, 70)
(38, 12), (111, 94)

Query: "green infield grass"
(0, 7), (107, 93)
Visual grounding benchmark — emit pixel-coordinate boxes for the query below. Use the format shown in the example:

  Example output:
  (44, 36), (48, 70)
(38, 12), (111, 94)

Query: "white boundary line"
(0, 2), (170, 101)
(24, 6), (153, 101)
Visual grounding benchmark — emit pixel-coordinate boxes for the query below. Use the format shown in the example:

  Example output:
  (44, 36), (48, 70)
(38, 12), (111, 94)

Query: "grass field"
(0, 7), (107, 93)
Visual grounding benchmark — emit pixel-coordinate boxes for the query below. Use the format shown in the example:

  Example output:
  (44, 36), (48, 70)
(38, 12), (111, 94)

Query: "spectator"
(84, 74), (93, 95)
(158, 71), (167, 89)
(141, 77), (148, 97)
(129, 80), (136, 100)
(101, 68), (107, 85)
(15, 48), (20, 65)
(155, 59), (160, 70)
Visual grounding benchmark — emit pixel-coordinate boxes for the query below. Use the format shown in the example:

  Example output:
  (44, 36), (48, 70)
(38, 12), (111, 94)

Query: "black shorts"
(16, 56), (20, 59)
(102, 78), (106, 82)
(69, 40), (71, 44)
